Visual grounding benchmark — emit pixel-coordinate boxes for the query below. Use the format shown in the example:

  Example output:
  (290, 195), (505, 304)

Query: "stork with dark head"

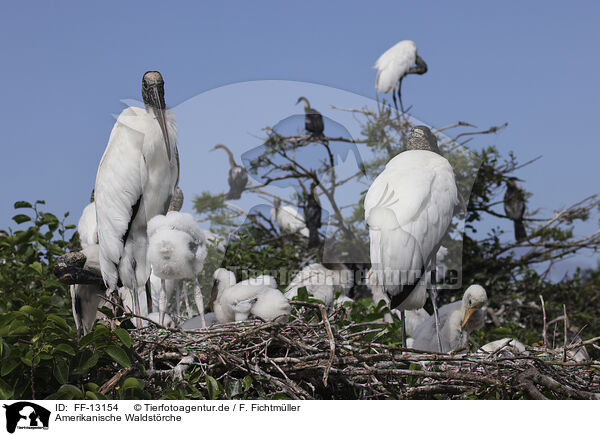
(374, 40), (428, 113)
(303, 182), (322, 249)
(365, 126), (457, 349)
(211, 144), (248, 200)
(296, 97), (324, 137)
(95, 70), (179, 328)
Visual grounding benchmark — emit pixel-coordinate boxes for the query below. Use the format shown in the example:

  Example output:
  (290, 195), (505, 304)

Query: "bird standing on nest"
(211, 144), (248, 200)
(296, 96), (324, 137)
(504, 179), (527, 241)
(365, 126), (457, 349)
(95, 71), (179, 328)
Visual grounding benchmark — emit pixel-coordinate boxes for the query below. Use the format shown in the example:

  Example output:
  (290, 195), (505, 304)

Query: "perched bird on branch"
(95, 71), (179, 328)
(211, 144), (248, 200)
(365, 126), (457, 349)
(412, 285), (487, 353)
(374, 40), (428, 113)
(271, 198), (310, 237)
(504, 179), (527, 241)
(303, 183), (322, 249)
(296, 96), (324, 137)
(147, 211), (208, 327)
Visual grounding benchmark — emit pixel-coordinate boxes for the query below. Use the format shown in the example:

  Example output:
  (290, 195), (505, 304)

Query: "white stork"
(95, 71), (178, 329)
(365, 126), (457, 349)
(374, 40), (428, 113)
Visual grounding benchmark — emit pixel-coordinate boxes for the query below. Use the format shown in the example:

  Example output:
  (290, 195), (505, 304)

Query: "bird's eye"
(468, 298), (472, 305)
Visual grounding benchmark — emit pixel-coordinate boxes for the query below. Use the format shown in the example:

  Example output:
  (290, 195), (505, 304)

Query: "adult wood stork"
(504, 179), (527, 241)
(95, 71), (178, 329)
(411, 285), (487, 353)
(285, 263), (353, 307)
(296, 97), (324, 137)
(271, 198), (310, 237)
(374, 40), (428, 113)
(365, 126), (458, 348)
(147, 211), (208, 327)
(211, 144), (248, 200)
(303, 183), (322, 249)
(211, 268), (290, 323)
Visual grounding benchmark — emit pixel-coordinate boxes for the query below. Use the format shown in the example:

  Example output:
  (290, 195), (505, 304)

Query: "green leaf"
(46, 314), (70, 331)
(113, 328), (132, 348)
(72, 351), (99, 375)
(225, 379), (241, 399)
(242, 375), (253, 391)
(206, 375), (219, 400)
(105, 345), (131, 368)
(1, 359), (20, 377)
(121, 377), (144, 391)
(0, 378), (15, 400)
(28, 262), (43, 274)
(12, 214), (31, 224)
(53, 358), (69, 384)
(54, 343), (76, 356)
(14, 201), (32, 209)
(46, 384), (83, 400)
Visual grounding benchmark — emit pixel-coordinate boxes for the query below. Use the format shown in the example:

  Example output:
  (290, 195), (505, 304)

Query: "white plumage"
(271, 198), (309, 237)
(147, 211), (208, 326)
(212, 268), (290, 323)
(285, 263), (353, 307)
(95, 71), (178, 328)
(374, 40), (417, 94)
(366, 151), (457, 308)
(71, 199), (102, 339)
(77, 202), (98, 249)
(393, 308), (430, 337)
(479, 337), (527, 355)
(412, 285), (488, 353)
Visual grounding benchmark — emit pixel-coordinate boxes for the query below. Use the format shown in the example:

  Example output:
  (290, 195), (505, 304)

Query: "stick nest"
(129, 302), (600, 400)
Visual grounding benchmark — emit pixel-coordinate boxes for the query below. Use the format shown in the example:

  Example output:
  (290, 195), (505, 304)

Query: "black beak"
(149, 86), (172, 161)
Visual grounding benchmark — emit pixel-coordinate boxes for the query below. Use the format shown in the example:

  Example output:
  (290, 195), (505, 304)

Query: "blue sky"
(1, 1), (599, 273)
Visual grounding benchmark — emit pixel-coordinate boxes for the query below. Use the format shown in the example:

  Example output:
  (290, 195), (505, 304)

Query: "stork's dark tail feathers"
(514, 219), (527, 241)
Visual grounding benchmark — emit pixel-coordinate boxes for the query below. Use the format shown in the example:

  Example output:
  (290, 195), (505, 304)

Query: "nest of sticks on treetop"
(124, 301), (600, 400)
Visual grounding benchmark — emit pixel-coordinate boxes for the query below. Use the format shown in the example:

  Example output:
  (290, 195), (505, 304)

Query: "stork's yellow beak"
(461, 307), (478, 329)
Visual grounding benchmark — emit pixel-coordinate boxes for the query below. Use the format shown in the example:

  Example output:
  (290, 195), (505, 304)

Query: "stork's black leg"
(145, 279), (153, 313)
(397, 77), (405, 114)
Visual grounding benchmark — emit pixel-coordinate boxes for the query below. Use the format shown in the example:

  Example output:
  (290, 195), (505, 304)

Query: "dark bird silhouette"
(303, 182), (322, 249)
(211, 144), (248, 200)
(296, 97), (324, 137)
(504, 179), (527, 241)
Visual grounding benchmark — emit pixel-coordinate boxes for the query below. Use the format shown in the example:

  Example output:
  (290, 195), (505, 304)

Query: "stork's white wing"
(365, 150), (457, 287)
(77, 202), (98, 249)
(374, 40), (417, 93)
(95, 107), (146, 289)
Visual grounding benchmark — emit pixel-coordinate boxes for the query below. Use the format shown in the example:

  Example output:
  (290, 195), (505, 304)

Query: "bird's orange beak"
(461, 307), (478, 329)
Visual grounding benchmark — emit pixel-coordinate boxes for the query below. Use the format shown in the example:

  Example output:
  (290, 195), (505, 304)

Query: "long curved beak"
(461, 307), (478, 329)
(150, 86), (172, 161)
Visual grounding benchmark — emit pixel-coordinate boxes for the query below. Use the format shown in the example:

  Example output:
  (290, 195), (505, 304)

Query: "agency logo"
(2, 402), (50, 433)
